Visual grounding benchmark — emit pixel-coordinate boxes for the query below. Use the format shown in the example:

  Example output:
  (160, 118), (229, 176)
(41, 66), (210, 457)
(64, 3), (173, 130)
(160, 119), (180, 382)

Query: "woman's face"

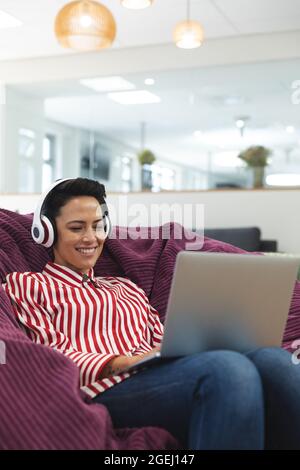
(53, 195), (106, 275)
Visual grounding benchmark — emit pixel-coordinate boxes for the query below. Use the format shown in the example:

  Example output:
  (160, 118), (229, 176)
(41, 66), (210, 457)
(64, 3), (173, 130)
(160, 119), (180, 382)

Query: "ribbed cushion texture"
(0, 208), (299, 449)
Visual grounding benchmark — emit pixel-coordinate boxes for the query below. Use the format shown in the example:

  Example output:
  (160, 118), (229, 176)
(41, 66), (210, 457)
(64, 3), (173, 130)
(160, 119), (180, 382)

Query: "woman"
(4, 177), (300, 449)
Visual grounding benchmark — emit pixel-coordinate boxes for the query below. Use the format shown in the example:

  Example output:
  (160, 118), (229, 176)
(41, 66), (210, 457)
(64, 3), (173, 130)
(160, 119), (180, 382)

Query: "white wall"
(1, 189), (300, 253)
(0, 87), (45, 193)
(107, 190), (300, 253)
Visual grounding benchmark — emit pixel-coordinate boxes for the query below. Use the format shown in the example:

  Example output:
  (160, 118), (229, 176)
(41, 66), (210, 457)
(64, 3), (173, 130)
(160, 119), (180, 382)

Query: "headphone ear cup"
(41, 215), (55, 248)
(104, 215), (112, 239)
(101, 201), (112, 239)
(31, 221), (44, 244)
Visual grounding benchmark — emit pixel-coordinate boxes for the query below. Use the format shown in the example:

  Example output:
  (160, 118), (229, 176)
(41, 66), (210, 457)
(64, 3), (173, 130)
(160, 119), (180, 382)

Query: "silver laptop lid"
(161, 252), (299, 355)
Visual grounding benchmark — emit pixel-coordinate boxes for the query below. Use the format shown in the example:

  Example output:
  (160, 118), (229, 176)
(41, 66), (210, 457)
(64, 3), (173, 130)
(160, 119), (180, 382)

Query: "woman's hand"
(100, 347), (161, 379)
(142, 346), (160, 358)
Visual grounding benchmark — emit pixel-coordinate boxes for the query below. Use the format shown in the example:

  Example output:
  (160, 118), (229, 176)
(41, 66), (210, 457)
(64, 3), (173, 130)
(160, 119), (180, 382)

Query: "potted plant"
(238, 146), (271, 188)
(137, 149), (156, 166)
(137, 149), (156, 190)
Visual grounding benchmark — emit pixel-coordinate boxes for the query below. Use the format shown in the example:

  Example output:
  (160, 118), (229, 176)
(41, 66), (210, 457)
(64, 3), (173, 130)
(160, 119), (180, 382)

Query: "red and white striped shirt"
(3, 261), (164, 398)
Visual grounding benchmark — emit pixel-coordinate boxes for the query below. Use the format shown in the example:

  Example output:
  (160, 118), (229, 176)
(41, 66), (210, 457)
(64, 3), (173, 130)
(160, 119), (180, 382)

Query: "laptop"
(124, 251), (300, 373)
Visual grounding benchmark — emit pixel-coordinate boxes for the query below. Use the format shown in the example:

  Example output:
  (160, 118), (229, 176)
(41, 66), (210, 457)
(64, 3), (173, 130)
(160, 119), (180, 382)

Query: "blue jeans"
(92, 348), (300, 449)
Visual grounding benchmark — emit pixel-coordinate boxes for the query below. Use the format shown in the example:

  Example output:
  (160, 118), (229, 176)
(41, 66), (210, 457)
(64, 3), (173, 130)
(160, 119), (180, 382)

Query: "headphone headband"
(31, 178), (111, 248)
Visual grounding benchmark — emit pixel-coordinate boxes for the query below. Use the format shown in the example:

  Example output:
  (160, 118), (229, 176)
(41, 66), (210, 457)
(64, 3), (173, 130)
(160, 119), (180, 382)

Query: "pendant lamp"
(55, 0), (116, 50)
(173, 0), (204, 49)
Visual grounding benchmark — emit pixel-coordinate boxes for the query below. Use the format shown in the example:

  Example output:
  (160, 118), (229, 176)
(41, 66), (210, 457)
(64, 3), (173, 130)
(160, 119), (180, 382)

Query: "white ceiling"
(0, 0), (300, 61)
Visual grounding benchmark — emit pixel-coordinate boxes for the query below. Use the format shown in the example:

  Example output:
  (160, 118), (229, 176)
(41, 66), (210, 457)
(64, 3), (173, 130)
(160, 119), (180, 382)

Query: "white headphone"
(31, 178), (112, 248)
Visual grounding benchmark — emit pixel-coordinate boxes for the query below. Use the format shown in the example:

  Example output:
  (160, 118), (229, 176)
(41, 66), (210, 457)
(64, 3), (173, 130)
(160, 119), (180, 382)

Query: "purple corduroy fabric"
(0, 208), (300, 449)
(0, 209), (179, 450)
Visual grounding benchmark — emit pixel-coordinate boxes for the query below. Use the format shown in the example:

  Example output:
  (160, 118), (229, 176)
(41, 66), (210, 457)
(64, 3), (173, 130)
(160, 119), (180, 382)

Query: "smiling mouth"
(76, 247), (97, 255)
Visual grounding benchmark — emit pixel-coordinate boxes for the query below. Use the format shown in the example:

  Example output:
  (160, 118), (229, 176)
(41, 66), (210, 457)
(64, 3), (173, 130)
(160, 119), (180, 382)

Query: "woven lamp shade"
(173, 20), (204, 49)
(55, 1), (116, 50)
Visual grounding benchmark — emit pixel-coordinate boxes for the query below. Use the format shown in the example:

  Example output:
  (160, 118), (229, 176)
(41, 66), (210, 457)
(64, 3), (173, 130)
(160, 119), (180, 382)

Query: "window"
(121, 155), (132, 192)
(42, 134), (56, 191)
(151, 164), (176, 192)
(18, 128), (36, 192)
(80, 136), (111, 181)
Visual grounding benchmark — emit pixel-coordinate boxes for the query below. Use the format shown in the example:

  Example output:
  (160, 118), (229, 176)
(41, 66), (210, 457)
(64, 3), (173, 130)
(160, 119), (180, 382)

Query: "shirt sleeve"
(127, 279), (164, 348)
(114, 276), (165, 349)
(4, 272), (116, 388)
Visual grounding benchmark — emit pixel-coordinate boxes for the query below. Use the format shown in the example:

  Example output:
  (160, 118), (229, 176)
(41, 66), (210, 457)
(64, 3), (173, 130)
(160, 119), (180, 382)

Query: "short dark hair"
(43, 177), (107, 225)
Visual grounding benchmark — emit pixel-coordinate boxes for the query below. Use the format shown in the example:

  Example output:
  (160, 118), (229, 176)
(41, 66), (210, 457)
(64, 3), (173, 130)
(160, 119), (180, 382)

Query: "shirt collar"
(43, 261), (95, 287)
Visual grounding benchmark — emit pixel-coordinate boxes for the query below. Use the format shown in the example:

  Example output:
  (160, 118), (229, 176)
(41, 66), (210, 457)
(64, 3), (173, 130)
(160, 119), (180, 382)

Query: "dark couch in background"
(202, 227), (277, 252)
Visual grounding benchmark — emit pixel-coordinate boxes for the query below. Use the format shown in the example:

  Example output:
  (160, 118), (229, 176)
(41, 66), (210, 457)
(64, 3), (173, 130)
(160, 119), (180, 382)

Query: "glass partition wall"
(1, 58), (300, 193)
